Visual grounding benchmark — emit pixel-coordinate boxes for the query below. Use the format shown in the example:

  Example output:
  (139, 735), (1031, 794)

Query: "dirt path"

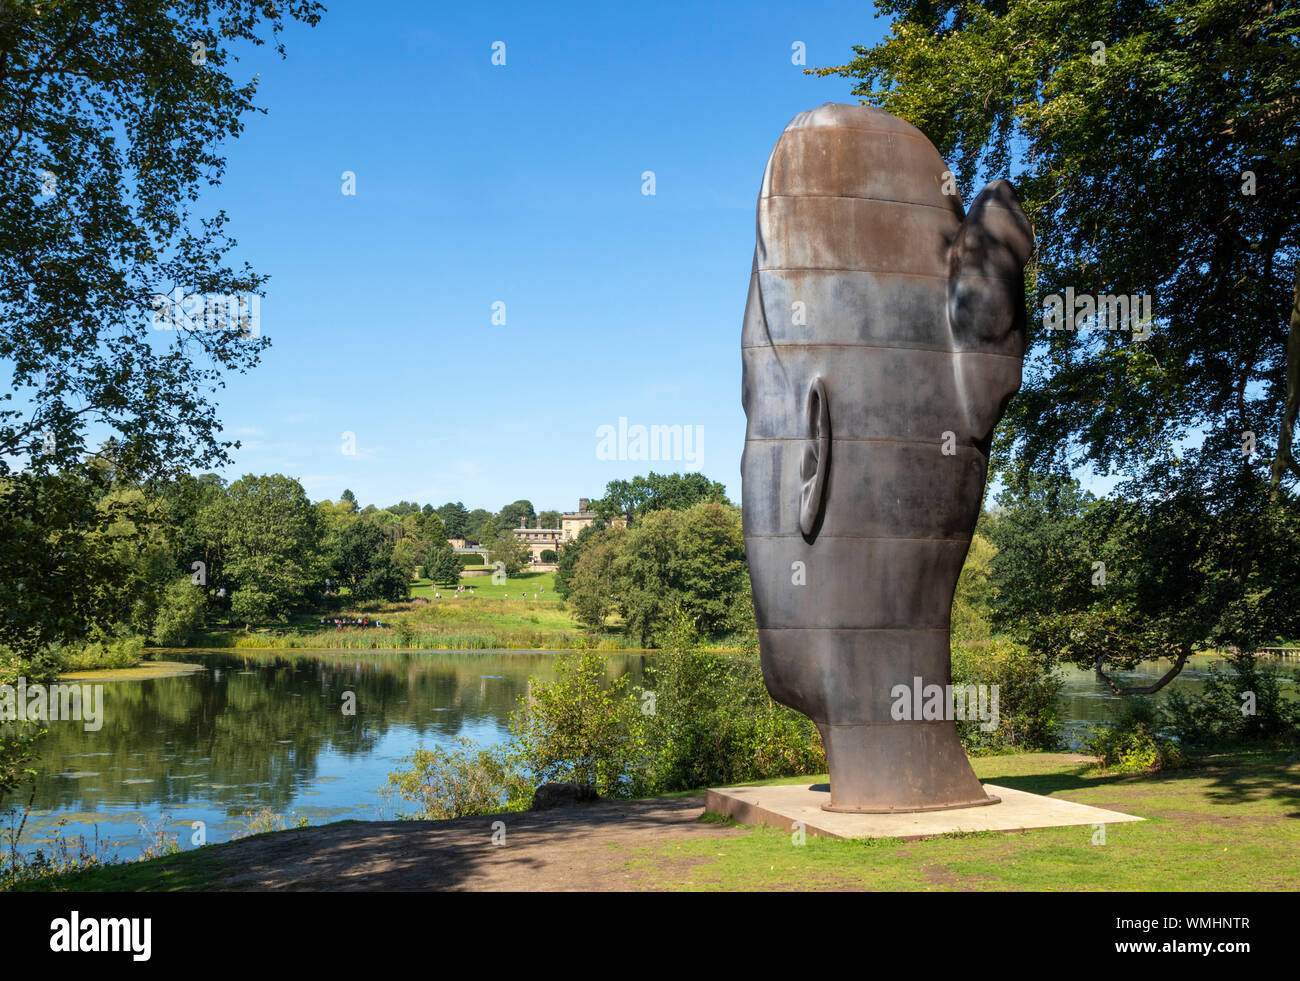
(216, 796), (735, 891)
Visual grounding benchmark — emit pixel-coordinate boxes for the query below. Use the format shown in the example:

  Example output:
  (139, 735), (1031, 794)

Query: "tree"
(437, 501), (470, 538)
(339, 489), (359, 513)
(488, 531), (530, 577)
(0, 2), (322, 659)
(470, 509), (493, 540)
(674, 501), (751, 636)
(987, 475), (1098, 634)
(474, 518), (497, 547)
(331, 519), (409, 602)
(420, 509), (448, 545)
(0, 462), (184, 659)
(496, 499), (535, 530)
(554, 521), (607, 598)
(230, 587), (273, 631)
(151, 576), (206, 647)
(508, 646), (643, 798)
(199, 474), (321, 619)
(989, 468), (1300, 693)
(607, 501), (750, 646)
(537, 510), (561, 529)
(0, 1), (323, 480)
(424, 541), (462, 587)
(593, 472), (729, 525)
(568, 530), (626, 630)
(814, 1), (1299, 499)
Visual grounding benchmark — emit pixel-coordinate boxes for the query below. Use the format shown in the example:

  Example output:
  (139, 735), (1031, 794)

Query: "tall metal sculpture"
(741, 103), (1035, 812)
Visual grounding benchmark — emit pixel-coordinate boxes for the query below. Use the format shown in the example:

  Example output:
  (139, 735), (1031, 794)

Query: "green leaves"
(199, 473), (321, 619)
(819, 0), (1300, 497)
(0, 0), (323, 480)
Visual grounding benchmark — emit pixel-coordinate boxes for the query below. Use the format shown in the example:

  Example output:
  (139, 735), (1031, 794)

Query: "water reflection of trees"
(31, 651), (647, 814)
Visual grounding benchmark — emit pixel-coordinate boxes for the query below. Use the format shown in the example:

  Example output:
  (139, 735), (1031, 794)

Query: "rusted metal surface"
(741, 103), (1034, 813)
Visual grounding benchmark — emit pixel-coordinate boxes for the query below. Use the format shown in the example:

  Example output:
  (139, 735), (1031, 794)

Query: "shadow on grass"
(981, 749), (1300, 817)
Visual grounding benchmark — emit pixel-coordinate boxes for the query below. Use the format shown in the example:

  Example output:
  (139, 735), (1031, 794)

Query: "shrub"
(539, 549), (557, 563)
(1087, 697), (1185, 773)
(459, 553), (484, 566)
(51, 627), (145, 671)
(951, 639), (1062, 753)
(392, 618), (416, 648)
(384, 613), (830, 818)
(386, 738), (532, 820)
(509, 641), (644, 797)
(1163, 654), (1300, 752)
(635, 609), (825, 791)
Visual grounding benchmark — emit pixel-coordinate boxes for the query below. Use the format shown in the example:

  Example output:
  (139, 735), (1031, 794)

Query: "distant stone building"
(512, 498), (627, 564)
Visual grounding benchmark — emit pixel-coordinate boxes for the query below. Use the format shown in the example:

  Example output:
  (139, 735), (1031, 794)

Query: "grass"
(13, 750), (1298, 892)
(411, 571), (559, 602)
(628, 750), (1300, 891)
(180, 572), (751, 652)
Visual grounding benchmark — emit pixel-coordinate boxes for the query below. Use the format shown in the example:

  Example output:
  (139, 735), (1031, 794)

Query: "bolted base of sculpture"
(817, 721), (1000, 813)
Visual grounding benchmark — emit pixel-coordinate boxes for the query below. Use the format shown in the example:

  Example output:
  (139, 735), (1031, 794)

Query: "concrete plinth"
(706, 782), (1143, 840)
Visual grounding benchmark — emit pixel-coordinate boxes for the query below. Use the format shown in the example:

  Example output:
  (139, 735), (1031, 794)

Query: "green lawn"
(410, 570), (559, 602)
(635, 750), (1300, 891)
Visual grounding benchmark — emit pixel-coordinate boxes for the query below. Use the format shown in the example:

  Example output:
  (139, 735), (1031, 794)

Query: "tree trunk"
(1269, 260), (1300, 497)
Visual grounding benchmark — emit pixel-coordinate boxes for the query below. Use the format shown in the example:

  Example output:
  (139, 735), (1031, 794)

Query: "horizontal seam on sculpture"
(744, 436), (984, 448)
(756, 267), (948, 279)
(753, 268), (1021, 284)
(742, 344), (953, 355)
(742, 344), (1022, 360)
(760, 194), (955, 212)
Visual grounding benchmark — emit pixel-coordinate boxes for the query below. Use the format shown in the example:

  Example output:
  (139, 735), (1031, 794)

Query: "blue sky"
(186, 1), (890, 512)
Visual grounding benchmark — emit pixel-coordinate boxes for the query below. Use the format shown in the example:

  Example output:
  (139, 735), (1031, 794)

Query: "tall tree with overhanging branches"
(0, 1), (323, 658)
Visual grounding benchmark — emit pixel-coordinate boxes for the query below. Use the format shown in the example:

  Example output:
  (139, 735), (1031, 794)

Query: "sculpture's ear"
(799, 376), (830, 540)
(948, 178), (1035, 349)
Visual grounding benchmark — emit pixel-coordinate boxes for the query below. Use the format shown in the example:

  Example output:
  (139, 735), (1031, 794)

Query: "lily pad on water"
(58, 661), (207, 683)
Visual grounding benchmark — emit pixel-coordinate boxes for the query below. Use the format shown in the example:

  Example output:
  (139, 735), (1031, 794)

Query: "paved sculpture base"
(705, 783), (1143, 840)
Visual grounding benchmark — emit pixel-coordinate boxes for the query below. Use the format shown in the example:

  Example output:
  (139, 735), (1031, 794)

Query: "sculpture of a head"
(741, 103), (1034, 812)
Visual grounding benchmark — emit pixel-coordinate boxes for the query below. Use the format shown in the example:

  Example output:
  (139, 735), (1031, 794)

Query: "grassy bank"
(14, 750), (1297, 892)
(181, 573), (752, 652)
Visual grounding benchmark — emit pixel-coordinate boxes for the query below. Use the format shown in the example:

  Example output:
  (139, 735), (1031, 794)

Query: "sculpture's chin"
(757, 625), (996, 812)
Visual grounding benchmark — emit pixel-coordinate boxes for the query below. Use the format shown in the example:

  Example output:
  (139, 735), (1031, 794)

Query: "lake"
(5, 648), (1291, 861)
